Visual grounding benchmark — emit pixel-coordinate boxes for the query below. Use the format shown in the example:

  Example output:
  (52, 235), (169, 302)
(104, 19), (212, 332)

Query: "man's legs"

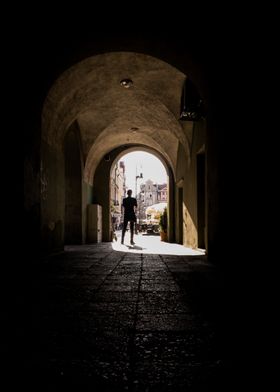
(121, 219), (128, 244)
(130, 221), (135, 245)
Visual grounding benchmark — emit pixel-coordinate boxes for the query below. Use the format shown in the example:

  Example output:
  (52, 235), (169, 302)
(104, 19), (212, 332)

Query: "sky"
(119, 152), (167, 194)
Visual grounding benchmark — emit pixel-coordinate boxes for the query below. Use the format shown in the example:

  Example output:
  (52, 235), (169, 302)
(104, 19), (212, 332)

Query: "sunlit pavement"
(112, 231), (206, 256)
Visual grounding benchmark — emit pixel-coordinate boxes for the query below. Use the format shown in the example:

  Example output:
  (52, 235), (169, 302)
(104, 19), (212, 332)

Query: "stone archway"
(40, 50), (208, 254)
(109, 147), (174, 243)
(89, 144), (175, 243)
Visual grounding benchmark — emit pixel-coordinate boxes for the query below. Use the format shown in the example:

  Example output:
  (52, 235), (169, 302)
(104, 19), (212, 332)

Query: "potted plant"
(159, 207), (168, 241)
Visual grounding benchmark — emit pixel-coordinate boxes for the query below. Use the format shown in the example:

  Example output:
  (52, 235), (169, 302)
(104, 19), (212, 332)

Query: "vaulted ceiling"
(42, 51), (193, 183)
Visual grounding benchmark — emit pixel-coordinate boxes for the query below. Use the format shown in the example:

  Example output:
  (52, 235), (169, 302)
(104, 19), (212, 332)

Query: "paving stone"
(140, 281), (180, 292)
(26, 245), (234, 391)
(136, 314), (198, 331)
(92, 292), (139, 302)
(85, 302), (137, 314)
(138, 292), (191, 314)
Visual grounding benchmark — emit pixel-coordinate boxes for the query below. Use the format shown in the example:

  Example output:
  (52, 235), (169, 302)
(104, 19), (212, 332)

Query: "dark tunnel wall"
(64, 128), (83, 244)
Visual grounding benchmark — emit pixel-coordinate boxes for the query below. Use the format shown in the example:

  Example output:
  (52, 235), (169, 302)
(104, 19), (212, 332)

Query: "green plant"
(110, 201), (117, 213)
(159, 207), (167, 232)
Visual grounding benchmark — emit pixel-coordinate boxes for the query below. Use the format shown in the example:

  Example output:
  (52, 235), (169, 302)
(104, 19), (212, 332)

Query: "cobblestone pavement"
(19, 242), (238, 391)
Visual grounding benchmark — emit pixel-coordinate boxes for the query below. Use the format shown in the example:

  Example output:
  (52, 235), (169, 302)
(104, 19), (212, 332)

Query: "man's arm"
(121, 198), (125, 216)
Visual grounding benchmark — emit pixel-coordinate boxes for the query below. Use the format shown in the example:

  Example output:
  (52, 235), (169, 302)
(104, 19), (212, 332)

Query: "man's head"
(127, 189), (132, 196)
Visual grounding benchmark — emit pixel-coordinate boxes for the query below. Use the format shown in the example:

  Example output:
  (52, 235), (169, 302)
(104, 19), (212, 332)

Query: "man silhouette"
(121, 189), (137, 245)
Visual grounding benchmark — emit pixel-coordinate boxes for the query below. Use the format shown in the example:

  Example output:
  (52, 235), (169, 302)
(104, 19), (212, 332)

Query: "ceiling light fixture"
(130, 127), (139, 133)
(120, 78), (133, 88)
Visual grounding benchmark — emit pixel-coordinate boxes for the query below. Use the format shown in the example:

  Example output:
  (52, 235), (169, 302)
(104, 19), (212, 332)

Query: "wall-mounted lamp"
(180, 78), (205, 121)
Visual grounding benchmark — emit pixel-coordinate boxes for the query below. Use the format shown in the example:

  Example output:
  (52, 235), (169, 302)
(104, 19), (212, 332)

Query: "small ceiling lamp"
(130, 127), (139, 133)
(120, 78), (133, 88)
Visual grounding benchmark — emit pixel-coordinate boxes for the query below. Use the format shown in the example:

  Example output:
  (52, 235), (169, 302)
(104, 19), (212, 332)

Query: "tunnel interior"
(20, 29), (256, 391)
(39, 51), (208, 256)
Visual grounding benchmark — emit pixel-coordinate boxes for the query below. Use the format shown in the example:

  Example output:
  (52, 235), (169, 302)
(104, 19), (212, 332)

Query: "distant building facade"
(137, 179), (167, 222)
(111, 161), (126, 228)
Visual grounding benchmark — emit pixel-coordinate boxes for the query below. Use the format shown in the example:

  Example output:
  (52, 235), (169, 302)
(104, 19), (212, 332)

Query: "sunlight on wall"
(183, 202), (197, 248)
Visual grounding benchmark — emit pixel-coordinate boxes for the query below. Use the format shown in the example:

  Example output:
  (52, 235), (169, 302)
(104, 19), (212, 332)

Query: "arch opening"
(90, 145), (175, 245)
(110, 150), (169, 241)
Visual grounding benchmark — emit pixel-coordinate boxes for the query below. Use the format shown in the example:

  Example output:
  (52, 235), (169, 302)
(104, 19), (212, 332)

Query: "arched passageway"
(21, 31), (247, 392)
(39, 51), (208, 256)
(105, 146), (173, 243)
(110, 150), (169, 238)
